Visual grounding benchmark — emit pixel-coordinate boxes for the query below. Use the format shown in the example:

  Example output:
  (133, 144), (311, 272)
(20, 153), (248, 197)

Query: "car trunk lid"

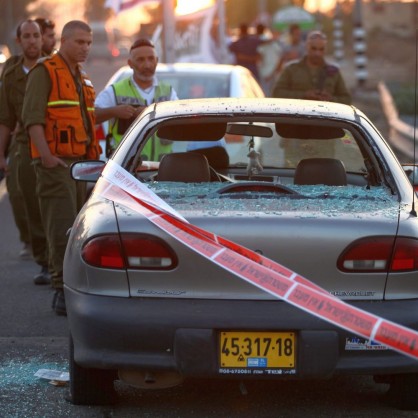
(114, 183), (401, 301)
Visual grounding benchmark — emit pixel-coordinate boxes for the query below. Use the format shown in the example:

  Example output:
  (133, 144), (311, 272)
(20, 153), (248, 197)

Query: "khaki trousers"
(16, 142), (48, 267)
(34, 160), (86, 289)
(6, 140), (30, 245)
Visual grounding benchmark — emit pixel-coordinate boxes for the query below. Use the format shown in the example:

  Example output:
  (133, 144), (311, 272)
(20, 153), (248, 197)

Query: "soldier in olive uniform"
(22, 21), (100, 315)
(272, 30), (351, 104)
(272, 30), (351, 165)
(0, 19), (56, 260)
(0, 20), (50, 284)
(0, 51), (30, 258)
(35, 17), (57, 55)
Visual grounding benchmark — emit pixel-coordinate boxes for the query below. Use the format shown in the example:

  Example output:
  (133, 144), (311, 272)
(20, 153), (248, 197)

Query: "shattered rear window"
(149, 183), (399, 219)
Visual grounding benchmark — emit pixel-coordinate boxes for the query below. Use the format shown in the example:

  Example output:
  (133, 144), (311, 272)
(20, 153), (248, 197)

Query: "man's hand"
(0, 155), (8, 171)
(95, 105), (145, 124)
(304, 89), (322, 100)
(316, 90), (332, 101)
(0, 156), (8, 174)
(0, 125), (12, 173)
(304, 89), (333, 102)
(41, 154), (68, 168)
(114, 104), (144, 120)
(28, 125), (67, 168)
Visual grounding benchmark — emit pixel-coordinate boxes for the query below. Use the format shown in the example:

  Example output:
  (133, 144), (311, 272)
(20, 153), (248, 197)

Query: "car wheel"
(69, 334), (118, 405)
(386, 373), (418, 410)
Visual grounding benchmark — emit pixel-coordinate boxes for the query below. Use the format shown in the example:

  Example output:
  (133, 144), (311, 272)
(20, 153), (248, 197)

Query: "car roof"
(156, 63), (238, 75)
(106, 63), (251, 87)
(143, 97), (360, 122)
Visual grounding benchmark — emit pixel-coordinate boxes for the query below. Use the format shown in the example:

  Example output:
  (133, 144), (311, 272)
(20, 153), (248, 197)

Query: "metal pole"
(353, 0), (368, 87)
(217, 0), (228, 63)
(162, 0), (176, 63)
(333, 0), (344, 62)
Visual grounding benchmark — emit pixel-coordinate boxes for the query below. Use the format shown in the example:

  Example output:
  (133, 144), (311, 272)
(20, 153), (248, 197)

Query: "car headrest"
(157, 152), (211, 182)
(294, 158), (347, 186)
(188, 147), (229, 170)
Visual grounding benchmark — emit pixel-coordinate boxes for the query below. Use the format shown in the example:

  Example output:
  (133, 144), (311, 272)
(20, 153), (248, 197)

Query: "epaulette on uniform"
(1, 55), (21, 79)
(325, 59), (341, 69)
(282, 58), (299, 70)
(325, 63), (340, 76)
(37, 55), (52, 64)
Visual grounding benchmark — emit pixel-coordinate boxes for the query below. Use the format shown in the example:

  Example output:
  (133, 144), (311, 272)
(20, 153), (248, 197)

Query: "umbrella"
(272, 6), (316, 31)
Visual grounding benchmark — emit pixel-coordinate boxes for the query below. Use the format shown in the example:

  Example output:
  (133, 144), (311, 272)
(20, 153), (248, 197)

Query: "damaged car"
(65, 98), (418, 408)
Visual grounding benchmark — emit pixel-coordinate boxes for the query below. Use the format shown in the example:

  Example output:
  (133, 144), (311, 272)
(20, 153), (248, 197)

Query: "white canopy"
(273, 6), (316, 31)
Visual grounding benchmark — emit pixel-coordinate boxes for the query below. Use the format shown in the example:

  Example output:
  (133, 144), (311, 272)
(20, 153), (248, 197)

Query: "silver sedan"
(65, 98), (418, 408)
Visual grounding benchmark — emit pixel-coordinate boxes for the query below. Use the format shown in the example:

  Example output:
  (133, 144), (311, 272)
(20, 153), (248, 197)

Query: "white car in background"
(96, 63), (264, 158)
(106, 62), (265, 99)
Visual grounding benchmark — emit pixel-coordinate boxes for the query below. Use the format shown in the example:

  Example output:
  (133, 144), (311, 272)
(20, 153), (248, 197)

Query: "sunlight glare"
(175, 0), (215, 16)
(304, 0), (337, 13)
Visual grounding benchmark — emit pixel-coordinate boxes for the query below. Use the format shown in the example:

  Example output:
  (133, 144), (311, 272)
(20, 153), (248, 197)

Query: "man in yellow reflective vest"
(22, 20), (100, 316)
(95, 38), (178, 160)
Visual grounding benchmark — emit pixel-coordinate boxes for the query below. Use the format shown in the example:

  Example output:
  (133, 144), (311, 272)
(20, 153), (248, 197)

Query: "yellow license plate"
(220, 331), (296, 369)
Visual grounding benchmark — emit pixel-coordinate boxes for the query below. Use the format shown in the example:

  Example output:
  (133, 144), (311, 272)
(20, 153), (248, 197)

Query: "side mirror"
(70, 160), (105, 182)
(402, 164), (418, 191)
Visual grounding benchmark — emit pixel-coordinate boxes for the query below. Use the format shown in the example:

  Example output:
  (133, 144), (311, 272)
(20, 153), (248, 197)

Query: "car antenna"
(411, 29), (418, 217)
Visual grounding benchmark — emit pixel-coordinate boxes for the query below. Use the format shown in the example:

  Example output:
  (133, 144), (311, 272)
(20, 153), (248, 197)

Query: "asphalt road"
(1, 178), (417, 417)
(1, 58), (417, 417)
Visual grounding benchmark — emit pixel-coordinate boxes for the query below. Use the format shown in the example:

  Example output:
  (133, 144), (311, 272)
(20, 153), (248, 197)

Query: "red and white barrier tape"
(99, 161), (418, 360)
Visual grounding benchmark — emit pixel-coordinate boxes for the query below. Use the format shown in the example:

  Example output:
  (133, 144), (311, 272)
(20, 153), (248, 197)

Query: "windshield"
(138, 119), (367, 173)
(113, 114), (398, 214)
(157, 72), (230, 99)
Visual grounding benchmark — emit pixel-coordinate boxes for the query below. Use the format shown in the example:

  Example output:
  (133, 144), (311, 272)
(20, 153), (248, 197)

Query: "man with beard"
(0, 17), (56, 261)
(272, 30), (351, 165)
(95, 38), (178, 159)
(0, 19), (50, 284)
(35, 17), (57, 55)
(22, 20), (101, 315)
(272, 30), (351, 105)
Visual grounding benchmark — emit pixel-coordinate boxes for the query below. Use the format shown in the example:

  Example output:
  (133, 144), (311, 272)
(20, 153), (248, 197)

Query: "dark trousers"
(6, 140), (30, 245)
(16, 142), (48, 268)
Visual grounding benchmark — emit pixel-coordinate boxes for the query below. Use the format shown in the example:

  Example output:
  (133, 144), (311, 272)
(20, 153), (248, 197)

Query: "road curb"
(377, 82), (418, 160)
(378, 82), (418, 140)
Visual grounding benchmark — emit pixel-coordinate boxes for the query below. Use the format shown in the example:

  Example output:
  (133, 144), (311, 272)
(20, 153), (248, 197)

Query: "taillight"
(82, 234), (177, 270)
(391, 237), (418, 271)
(337, 236), (418, 272)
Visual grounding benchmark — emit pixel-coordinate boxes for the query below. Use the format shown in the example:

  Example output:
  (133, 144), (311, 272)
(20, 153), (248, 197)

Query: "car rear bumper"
(65, 286), (418, 379)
